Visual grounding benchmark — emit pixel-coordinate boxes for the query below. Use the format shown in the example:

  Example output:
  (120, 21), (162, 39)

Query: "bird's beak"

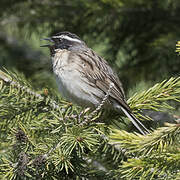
(40, 38), (54, 47)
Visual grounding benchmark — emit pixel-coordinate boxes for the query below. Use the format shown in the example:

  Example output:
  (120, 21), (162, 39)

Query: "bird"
(41, 31), (149, 135)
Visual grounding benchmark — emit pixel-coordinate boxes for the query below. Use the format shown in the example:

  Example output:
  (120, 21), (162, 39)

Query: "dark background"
(0, 0), (180, 95)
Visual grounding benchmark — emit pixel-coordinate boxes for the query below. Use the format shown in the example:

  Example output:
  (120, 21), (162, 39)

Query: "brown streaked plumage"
(41, 31), (149, 135)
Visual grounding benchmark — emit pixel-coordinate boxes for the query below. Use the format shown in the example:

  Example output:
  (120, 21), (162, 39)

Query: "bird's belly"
(54, 67), (103, 107)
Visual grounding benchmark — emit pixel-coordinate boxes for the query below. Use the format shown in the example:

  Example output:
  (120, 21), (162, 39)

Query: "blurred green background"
(0, 0), (180, 95)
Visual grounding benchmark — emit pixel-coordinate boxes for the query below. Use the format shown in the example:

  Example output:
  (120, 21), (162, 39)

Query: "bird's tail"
(121, 106), (149, 135)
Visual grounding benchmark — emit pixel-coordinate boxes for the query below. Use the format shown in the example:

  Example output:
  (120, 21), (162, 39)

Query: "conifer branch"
(110, 123), (180, 155)
(1, 69), (180, 179)
(118, 150), (180, 179)
(176, 40), (180, 55)
(128, 77), (180, 112)
(110, 123), (180, 178)
(0, 69), (62, 111)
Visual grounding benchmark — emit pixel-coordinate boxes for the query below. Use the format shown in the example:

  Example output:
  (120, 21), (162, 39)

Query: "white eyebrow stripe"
(52, 35), (82, 43)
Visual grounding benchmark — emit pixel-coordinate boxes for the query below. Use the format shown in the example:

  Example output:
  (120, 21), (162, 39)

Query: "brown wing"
(74, 48), (130, 110)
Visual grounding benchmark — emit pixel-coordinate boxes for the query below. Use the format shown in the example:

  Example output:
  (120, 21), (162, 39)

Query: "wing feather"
(75, 49), (130, 110)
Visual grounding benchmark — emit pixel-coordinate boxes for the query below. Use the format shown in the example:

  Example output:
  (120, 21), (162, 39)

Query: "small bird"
(41, 31), (149, 135)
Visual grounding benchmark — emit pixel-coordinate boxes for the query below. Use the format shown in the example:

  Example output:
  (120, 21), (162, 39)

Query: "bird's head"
(41, 31), (86, 55)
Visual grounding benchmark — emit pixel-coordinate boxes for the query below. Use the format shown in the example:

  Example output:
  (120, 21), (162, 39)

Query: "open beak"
(40, 38), (54, 47)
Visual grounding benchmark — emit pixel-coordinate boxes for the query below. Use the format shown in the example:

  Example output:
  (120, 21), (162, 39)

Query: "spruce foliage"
(0, 68), (179, 179)
(0, 1), (180, 179)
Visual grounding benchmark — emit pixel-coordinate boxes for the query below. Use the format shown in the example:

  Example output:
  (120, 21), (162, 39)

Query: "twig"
(80, 82), (114, 125)
(0, 70), (61, 111)
(43, 141), (62, 159)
